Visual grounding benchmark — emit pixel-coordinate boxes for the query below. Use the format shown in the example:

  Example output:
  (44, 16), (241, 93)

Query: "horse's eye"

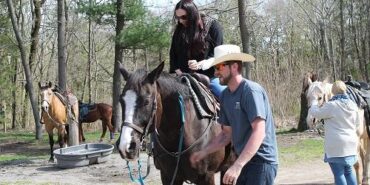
(318, 97), (322, 100)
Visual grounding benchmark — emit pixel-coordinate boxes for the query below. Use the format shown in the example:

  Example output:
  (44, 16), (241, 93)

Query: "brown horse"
(303, 73), (370, 184)
(116, 62), (234, 185)
(39, 82), (79, 162)
(78, 102), (115, 142)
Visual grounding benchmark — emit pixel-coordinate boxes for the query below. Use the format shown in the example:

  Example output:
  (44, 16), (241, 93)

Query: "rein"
(42, 106), (61, 127)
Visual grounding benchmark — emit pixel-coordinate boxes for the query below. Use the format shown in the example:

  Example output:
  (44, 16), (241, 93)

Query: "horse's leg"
(362, 137), (370, 185)
(100, 120), (108, 142)
(58, 125), (67, 148)
(79, 122), (85, 142)
(48, 133), (54, 162)
(107, 119), (115, 140)
(160, 172), (183, 185)
(355, 144), (364, 184)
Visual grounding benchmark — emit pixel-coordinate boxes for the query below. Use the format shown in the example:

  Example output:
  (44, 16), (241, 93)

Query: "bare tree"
(339, 0), (346, 79)
(238, 0), (251, 79)
(6, 0), (42, 139)
(112, 0), (125, 132)
(58, 0), (78, 145)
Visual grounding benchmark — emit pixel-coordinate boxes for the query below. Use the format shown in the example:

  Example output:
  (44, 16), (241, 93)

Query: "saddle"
(53, 87), (78, 122)
(346, 85), (370, 137)
(180, 73), (219, 119)
(78, 102), (97, 122)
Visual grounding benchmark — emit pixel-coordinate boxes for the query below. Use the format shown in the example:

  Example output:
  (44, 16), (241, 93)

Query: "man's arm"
(190, 125), (232, 166)
(222, 117), (265, 184)
(234, 117), (265, 167)
(203, 125), (232, 154)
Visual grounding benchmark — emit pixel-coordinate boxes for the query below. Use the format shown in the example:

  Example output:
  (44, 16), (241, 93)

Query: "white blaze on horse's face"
(40, 89), (52, 111)
(118, 90), (137, 153)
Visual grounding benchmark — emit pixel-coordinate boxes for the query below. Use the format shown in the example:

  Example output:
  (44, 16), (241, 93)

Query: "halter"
(41, 91), (63, 127)
(122, 92), (157, 185)
(122, 94), (157, 141)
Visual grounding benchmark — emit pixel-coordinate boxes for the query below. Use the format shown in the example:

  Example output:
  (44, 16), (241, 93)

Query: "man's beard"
(219, 73), (231, 85)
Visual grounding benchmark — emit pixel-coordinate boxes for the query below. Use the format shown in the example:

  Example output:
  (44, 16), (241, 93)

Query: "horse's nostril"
(128, 142), (136, 151)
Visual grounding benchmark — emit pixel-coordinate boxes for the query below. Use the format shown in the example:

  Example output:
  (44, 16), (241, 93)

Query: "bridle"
(122, 93), (158, 142)
(40, 90), (63, 127)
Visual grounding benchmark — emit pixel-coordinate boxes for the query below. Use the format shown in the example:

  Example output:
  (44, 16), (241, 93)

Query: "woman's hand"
(188, 60), (200, 70)
(175, 69), (182, 76)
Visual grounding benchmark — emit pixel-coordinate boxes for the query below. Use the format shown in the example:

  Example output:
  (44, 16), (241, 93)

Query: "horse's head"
(116, 62), (164, 161)
(305, 79), (333, 128)
(39, 82), (54, 112)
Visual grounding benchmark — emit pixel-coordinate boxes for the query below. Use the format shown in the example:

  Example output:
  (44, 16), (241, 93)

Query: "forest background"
(1, 0), (369, 137)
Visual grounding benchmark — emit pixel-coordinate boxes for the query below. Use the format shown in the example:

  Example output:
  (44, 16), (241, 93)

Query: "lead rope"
(126, 95), (157, 185)
(126, 145), (152, 185)
(170, 94), (186, 185)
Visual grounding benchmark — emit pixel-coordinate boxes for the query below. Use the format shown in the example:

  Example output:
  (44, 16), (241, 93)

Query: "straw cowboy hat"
(200, 44), (255, 70)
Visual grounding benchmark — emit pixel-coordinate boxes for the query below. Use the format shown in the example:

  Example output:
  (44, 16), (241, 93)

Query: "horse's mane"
(157, 72), (191, 98)
(127, 69), (191, 98)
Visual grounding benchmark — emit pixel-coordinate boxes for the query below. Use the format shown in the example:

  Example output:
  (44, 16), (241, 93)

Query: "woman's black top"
(169, 17), (223, 78)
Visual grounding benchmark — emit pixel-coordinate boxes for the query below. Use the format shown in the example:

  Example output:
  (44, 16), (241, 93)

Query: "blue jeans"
(328, 162), (357, 185)
(236, 156), (278, 185)
(209, 78), (226, 99)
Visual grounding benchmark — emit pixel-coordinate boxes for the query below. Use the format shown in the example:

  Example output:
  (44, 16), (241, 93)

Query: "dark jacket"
(169, 16), (223, 78)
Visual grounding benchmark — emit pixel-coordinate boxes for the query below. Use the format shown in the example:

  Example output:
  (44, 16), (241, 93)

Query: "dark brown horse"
(39, 82), (79, 162)
(78, 102), (115, 142)
(116, 62), (234, 185)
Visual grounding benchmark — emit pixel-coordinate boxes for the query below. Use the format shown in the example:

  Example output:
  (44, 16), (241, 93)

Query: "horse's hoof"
(99, 139), (103, 142)
(48, 158), (55, 163)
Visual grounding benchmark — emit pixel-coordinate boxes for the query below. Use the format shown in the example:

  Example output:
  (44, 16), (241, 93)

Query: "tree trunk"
(58, 0), (67, 92)
(349, 0), (362, 78)
(29, 0), (44, 71)
(238, 0), (251, 79)
(298, 91), (309, 131)
(112, 0), (125, 132)
(339, 0), (346, 79)
(11, 57), (18, 129)
(58, 0), (78, 146)
(6, 0), (42, 139)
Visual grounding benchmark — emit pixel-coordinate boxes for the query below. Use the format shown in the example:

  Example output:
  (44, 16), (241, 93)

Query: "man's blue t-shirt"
(219, 79), (278, 164)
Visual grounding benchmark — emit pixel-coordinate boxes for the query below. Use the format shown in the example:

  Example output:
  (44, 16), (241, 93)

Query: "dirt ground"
(0, 132), (334, 185)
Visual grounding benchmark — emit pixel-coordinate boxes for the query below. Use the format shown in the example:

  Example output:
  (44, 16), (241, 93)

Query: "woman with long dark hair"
(169, 0), (226, 98)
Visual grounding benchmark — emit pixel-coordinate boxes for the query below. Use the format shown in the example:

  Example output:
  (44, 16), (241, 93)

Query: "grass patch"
(279, 138), (323, 167)
(0, 130), (106, 164)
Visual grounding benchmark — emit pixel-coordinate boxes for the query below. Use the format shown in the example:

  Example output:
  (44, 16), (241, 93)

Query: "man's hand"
(222, 163), (243, 185)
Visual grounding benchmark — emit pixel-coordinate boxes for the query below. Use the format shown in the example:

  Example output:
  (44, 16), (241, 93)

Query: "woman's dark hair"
(174, 0), (207, 60)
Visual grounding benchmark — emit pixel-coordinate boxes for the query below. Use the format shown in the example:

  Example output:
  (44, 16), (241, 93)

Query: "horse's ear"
(119, 63), (130, 81)
(48, 81), (52, 88)
(145, 62), (164, 84)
